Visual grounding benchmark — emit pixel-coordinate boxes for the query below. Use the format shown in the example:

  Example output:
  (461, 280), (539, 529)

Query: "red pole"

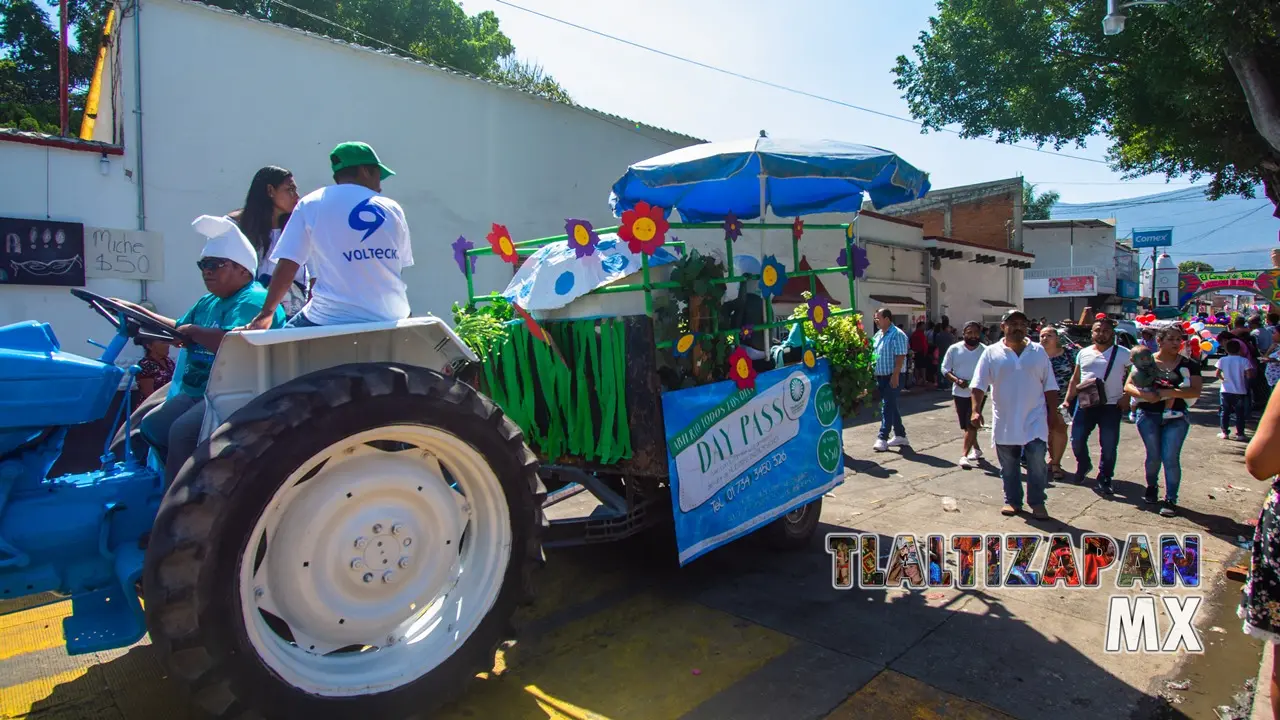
(59, 0), (69, 135)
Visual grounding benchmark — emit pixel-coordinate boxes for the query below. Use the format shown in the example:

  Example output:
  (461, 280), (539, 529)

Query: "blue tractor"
(0, 289), (545, 719)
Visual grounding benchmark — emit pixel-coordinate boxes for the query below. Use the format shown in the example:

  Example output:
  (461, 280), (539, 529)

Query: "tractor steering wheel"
(70, 288), (187, 344)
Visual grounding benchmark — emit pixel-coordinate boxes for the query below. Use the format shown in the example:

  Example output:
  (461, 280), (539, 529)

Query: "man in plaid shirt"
(871, 308), (911, 452)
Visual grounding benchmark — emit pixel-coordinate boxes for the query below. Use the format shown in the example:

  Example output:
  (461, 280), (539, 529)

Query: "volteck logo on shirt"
(344, 198), (398, 261)
(349, 198), (386, 241)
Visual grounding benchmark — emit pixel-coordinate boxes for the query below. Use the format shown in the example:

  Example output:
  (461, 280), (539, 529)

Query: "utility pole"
(59, 0), (69, 135)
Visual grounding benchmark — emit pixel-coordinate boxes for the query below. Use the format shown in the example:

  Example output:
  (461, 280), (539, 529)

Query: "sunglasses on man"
(196, 257), (230, 272)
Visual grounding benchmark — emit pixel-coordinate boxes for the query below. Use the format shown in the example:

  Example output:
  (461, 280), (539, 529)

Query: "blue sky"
(463, 0), (1279, 265)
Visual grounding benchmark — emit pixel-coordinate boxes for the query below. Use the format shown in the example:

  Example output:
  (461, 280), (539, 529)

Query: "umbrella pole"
(759, 172), (772, 351)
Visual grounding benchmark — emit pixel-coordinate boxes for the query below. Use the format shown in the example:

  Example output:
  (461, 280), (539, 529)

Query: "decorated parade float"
(451, 137), (930, 564)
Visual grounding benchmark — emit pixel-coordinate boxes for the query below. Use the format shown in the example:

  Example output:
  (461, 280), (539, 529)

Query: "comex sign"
(1132, 228), (1173, 249)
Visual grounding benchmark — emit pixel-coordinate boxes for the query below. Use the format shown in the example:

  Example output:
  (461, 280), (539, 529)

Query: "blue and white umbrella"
(609, 136), (931, 222)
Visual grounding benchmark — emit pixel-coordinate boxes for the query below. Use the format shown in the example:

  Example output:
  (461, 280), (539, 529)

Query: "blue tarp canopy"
(609, 137), (931, 222)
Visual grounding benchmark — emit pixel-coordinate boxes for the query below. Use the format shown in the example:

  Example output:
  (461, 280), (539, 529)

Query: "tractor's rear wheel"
(143, 364), (543, 720)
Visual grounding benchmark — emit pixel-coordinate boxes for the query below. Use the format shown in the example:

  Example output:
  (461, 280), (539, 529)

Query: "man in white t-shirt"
(246, 141), (413, 330)
(969, 309), (1063, 520)
(1061, 317), (1131, 496)
(941, 321), (986, 468)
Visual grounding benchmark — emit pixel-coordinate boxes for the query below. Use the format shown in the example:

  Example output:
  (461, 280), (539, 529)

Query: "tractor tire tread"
(143, 363), (543, 720)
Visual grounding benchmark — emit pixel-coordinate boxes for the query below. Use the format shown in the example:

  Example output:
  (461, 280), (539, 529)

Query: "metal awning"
(870, 294), (926, 306)
(982, 299), (1016, 308)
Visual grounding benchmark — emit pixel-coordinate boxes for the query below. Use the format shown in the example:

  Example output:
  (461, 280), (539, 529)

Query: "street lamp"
(1103, 0), (1172, 36)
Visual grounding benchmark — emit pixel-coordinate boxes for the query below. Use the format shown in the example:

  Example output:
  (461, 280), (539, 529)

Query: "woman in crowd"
(1124, 326), (1202, 517)
(1040, 326), (1076, 481)
(134, 337), (174, 401)
(1241, 384), (1280, 720)
(227, 166), (308, 318)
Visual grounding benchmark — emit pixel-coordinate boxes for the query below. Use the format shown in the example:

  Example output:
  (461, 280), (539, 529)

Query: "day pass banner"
(661, 358), (845, 565)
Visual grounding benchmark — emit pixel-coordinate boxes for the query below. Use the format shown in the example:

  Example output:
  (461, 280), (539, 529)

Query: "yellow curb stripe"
(0, 603), (71, 632)
(0, 616), (69, 663)
(0, 667), (96, 718)
(824, 670), (1017, 720)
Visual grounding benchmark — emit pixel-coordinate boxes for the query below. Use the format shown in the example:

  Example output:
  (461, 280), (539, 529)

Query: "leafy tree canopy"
(893, 0), (1280, 215)
(1179, 260), (1214, 274)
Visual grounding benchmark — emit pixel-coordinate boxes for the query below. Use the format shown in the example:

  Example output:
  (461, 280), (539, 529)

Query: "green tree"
(1022, 183), (1060, 220)
(892, 0), (1280, 217)
(1179, 260), (1214, 274)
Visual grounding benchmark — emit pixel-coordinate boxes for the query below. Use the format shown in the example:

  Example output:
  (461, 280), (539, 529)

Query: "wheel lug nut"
(398, 556), (410, 569)
(254, 586), (264, 598)
(354, 537), (367, 549)
(382, 571), (396, 583)
(351, 559), (365, 570)
(362, 572), (374, 583)
(372, 523), (384, 534)
(391, 523), (404, 536)
(403, 537), (412, 547)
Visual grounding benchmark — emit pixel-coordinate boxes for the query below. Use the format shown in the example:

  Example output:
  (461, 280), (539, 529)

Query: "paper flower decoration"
(837, 244), (870, 279)
(741, 325), (754, 342)
(845, 222), (854, 241)
(619, 201), (669, 255)
(808, 295), (831, 331)
(452, 236), (476, 275)
(565, 218), (600, 258)
(674, 333), (696, 357)
(792, 218), (805, 241)
(487, 223), (519, 264)
(759, 255), (787, 299)
(727, 346), (757, 390)
(724, 212), (744, 242)
(803, 346), (817, 368)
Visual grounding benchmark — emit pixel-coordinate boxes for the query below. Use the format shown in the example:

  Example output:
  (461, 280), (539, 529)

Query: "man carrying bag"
(1063, 316), (1130, 495)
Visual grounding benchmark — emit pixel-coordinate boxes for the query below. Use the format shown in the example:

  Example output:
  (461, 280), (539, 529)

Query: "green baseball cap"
(330, 141), (395, 180)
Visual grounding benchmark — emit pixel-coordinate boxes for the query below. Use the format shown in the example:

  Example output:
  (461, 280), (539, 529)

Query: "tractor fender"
(198, 317), (477, 444)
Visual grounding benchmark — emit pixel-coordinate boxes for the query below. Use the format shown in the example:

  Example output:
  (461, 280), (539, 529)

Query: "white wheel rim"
(238, 424), (512, 697)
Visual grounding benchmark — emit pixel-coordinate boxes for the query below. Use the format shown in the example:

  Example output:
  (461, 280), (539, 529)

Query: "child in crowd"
(134, 338), (175, 401)
(1129, 344), (1187, 421)
(1218, 339), (1254, 441)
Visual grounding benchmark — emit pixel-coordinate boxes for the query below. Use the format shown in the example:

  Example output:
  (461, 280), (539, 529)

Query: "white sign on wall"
(84, 227), (165, 281)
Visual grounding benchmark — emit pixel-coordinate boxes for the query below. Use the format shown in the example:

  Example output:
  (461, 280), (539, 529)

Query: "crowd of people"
(870, 306), (1280, 520)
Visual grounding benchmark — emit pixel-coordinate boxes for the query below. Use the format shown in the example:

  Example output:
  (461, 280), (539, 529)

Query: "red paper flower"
(727, 346), (757, 390)
(619, 201), (669, 255)
(792, 217), (805, 241)
(487, 223), (519, 264)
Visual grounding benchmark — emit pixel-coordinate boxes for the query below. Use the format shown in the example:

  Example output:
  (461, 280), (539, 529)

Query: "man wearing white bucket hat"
(111, 215), (285, 482)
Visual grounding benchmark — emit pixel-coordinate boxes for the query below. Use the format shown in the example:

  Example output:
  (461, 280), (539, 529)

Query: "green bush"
(789, 293), (874, 416)
(450, 295), (514, 357)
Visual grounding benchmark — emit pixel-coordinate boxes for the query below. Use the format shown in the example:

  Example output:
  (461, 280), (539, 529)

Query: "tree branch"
(1226, 49), (1280, 157)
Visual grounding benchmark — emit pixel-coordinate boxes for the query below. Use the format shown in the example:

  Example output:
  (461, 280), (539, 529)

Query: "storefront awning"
(870, 294), (926, 306)
(982, 299), (1016, 308)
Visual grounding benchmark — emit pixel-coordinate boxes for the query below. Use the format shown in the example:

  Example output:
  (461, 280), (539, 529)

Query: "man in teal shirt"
(116, 215), (284, 482)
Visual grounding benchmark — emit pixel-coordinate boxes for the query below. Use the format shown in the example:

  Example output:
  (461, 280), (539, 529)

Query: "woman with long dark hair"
(227, 166), (308, 317)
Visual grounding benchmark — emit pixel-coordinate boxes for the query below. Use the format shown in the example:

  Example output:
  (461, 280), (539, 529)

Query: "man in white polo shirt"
(246, 141), (413, 330)
(969, 309), (1064, 520)
(941, 321), (987, 468)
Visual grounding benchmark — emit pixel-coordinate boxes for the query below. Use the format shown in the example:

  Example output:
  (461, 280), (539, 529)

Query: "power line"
(267, 0), (686, 148)
(492, 0), (1112, 166)
(1171, 204), (1271, 247)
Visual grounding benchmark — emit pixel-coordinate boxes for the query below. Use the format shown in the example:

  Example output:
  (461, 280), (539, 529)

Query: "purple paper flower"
(452, 236), (476, 275)
(565, 218), (600, 258)
(808, 295), (831, 331)
(838, 244), (870, 279)
(724, 212), (744, 242)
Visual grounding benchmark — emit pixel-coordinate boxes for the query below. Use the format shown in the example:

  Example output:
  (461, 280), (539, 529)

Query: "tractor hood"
(0, 321), (123, 455)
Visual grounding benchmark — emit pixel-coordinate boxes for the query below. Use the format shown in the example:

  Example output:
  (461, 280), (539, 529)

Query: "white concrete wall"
(0, 143), (146, 364)
(1, 0), (697, 356)
(1024, 225), (1117, 293)
(933, 259), (1020, 327)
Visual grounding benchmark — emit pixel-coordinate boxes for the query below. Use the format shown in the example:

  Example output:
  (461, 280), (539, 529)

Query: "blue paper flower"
(674, 333), (696, 357)
(759, 255), (787, 299)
